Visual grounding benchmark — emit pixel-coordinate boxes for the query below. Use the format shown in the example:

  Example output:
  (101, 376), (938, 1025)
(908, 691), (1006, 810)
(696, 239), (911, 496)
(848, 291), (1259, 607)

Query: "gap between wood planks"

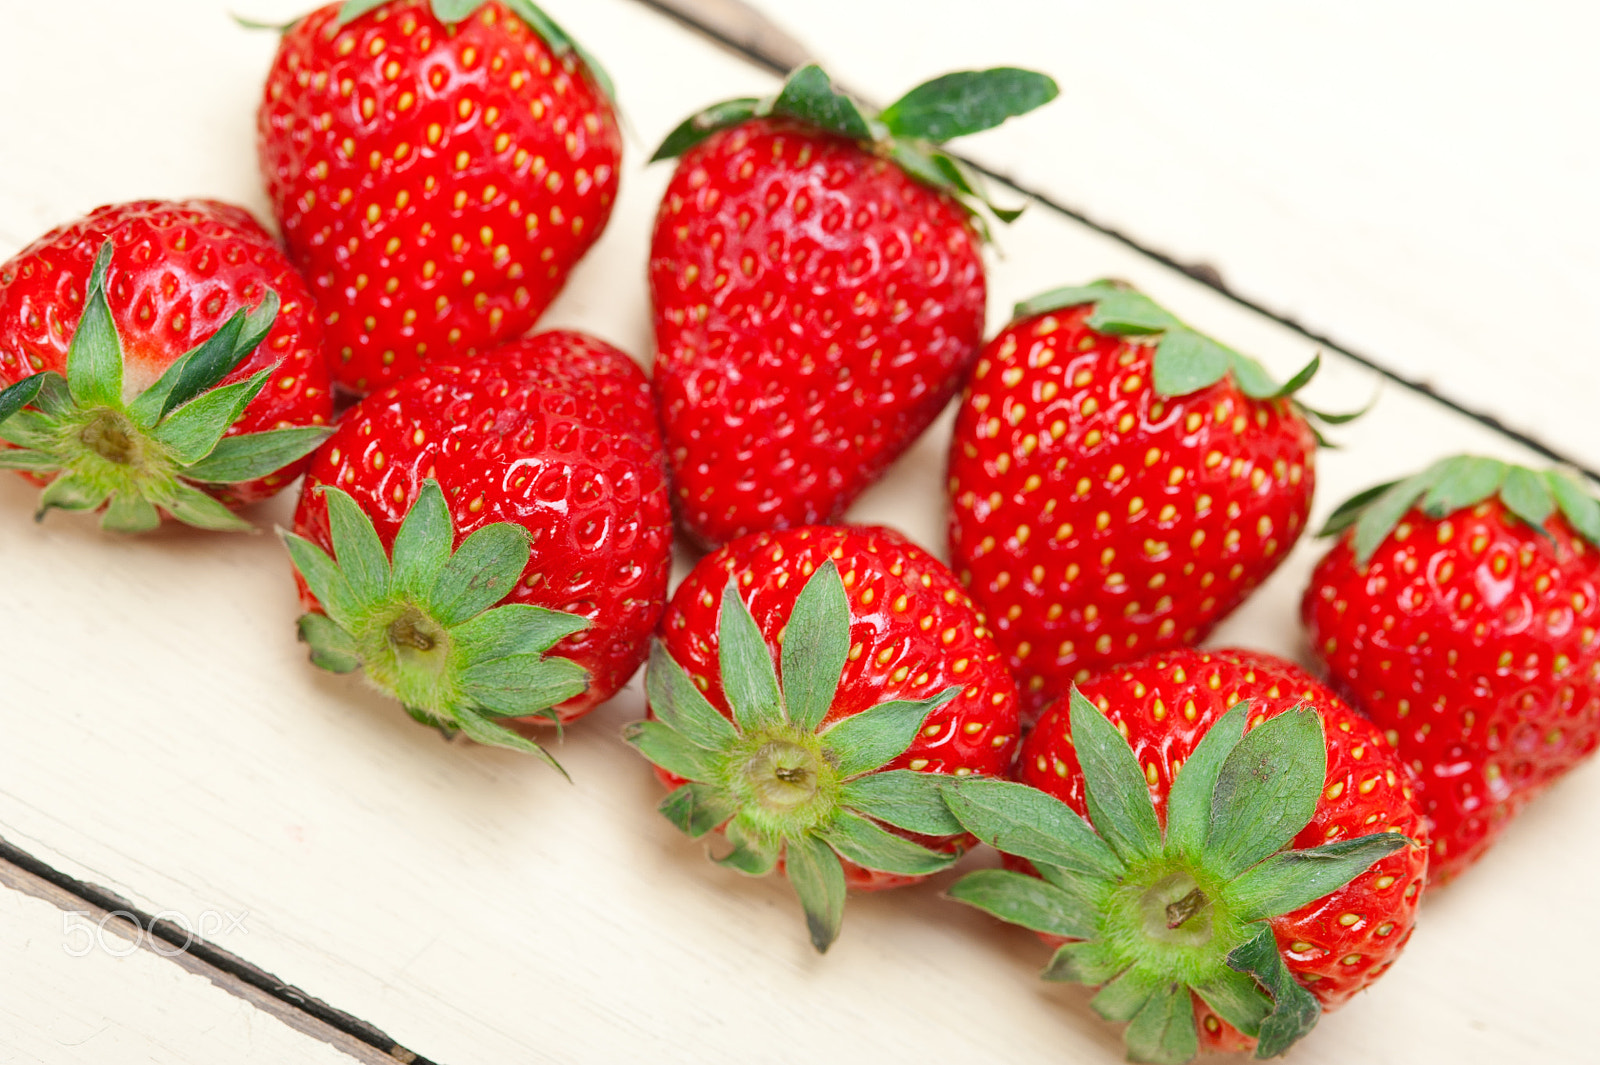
(633, 0), (1600, 484)
(0, 836), (430, 1065)
(3, 2), (1592, 1060)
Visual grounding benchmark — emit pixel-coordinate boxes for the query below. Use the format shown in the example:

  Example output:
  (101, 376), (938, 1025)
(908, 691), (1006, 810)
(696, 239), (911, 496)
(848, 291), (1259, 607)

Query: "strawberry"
(0, 200), (333, 530)
(649, 64), (1058, 548)
(627, 524), (1021, 950)
(258, 0), (620, 395)
(284, 329), (672, 760)
(1303, 455), (1600, 882)
(947, 281), (1346, 719)
(945, 648), (1428, 1062)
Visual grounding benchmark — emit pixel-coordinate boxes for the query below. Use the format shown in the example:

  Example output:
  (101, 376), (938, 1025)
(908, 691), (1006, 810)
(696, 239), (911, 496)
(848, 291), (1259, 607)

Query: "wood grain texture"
(744, 0), (1600, 471)
(0, 1), (1593, 1063)
(0, 859), (389, 1063)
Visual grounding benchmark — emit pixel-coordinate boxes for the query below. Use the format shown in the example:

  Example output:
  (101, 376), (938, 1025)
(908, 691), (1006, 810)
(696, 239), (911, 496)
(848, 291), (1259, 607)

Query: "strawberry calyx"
(1010, 280), (1360, 433)
(626, 561), (965, 953)
(1319, 454), (1600, 565)
(282, 479), (590, 768)
(0, 241), (330, 532)
(943, 689), (1412, 1064)
(650, 64), (1058, 227)
(334, 0), (616, 102)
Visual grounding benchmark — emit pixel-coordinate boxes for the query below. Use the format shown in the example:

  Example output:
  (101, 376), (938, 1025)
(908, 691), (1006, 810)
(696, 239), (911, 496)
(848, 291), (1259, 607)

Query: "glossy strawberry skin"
(948, 304), (1316, 718)
(1018, 647), (1428, 1052)
(651, 117), (987, 549)
(1304, 501), (1600, 881)
(0, 199), (332, 505)
(293, 330), (671, 720)
(259, 0), (620, 395)
(658, 524), (1021, 888)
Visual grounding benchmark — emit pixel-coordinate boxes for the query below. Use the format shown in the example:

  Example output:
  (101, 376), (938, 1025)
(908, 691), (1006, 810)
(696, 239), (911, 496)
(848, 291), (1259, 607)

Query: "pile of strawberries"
(2, 2), (1597, 1061)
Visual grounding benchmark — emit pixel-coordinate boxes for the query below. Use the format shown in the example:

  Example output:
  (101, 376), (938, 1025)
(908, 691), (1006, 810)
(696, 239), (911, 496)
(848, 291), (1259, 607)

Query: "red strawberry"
(284, 329), (672, 759)
(0, 200), (333, 530)
(650, 64), (1058, 548)
(1303, 455), (1600, 882)
(628, 524), (1020, 950)
(258, 0), (620, 395)
(947, 281), (1341, 719)
(945, 647), (1428, 1062)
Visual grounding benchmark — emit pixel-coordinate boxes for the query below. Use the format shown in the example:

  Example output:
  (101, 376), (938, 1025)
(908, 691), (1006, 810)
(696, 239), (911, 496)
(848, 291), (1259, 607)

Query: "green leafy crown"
(651, 63), (1059, 228)
(942, 689), (1412, 1064)
(282, 479), (590, 766)
(1320, 454), (1600, 565)
(1010, 280), (1360, 435)
(334, 0), (615, 101)
(0, 240), (330, 532)
(626, 561), (968, 953)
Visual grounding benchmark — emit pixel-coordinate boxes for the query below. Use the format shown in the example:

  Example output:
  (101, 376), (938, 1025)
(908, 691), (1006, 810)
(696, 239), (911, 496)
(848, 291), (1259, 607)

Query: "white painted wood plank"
(0, 861), (384, 1064)
(746, 0), (1600, 470)
(0, 2), (1593, 1064)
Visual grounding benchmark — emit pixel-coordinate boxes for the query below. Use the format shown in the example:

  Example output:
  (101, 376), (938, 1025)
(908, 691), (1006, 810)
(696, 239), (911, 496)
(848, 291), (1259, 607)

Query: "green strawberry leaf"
(452, 602), (587, 661)
(322, 486), (391, 604)
(945, 867), (1100, 940)
(818, 809), (956, 877)
(388, 479), (453, 600)
(163, 481), (254, 532)
(459, 654), (587, 717)
(1227, 922), (1321, 1059)
(1125, 983), (1199, 1065)
(101, 492), (162, 534)
(622, 719), (721, 783)
(780, 560), (851, 732)
(717, 817), (780, 876)
(297, 612), (361, 674)
(771, 64), (873, 142)
(1069, 686), (1163, 865)
(1500, 464), (1556, 533)
(153, 290), (279, 423)
(426, 523), (531, 626)
(644, 641), (740, 752)
(838, 769), (962, 836)
(0, 372), (48, 426)
(879, 68), (1059, 143)
(659, 782), (733, 839)
(1549, 469), (1600, 544)
(821, 687), (959, 779)
(1088, 289), (1183, 335)
(178, 425), (332, 484)
(1041, 938), (1123, 985)
(453, 706), (567, 776)
(281, 531), (358, 626)
(0, 448), (61, 472)
(1011, 281), (1123, 322)
(1205, 707), (1326, 879)
(1225, 833), (1410, 922)
(1161, 701), (1249, 860)
(1352, 466), (1441, 565)
(942, 776), (1124, 880)
(651, 98), (764, 163)
(1092, 966), (1162, 1022)
(152, 366), (274, 464)
(717, 581), (786, 734)
(64, 242), (122, 409)
(1192, 968), (1272, 1039)
(1152, 329), (1231, 396)
(785, 832), (848, 953)
(1418, 455), (1507, 517)
(1318, 478), (1400, 538)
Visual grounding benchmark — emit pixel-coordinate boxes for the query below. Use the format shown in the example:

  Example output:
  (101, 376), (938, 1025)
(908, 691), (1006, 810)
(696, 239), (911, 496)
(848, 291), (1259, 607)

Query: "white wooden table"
(0, 2), (1594, 1062)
